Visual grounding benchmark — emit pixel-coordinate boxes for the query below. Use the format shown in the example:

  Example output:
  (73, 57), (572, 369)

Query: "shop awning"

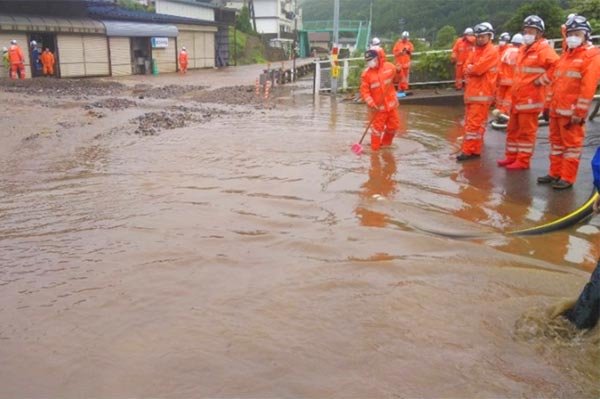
(102, 20), (178, 37)
(0, 15), (105, 34)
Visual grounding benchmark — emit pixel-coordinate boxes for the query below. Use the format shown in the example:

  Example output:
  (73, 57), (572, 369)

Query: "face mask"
(367, 59), (378, 69)
(566, 35), (583, 49)
(523, 34), (536, 45)
(499, 40), (507, 46)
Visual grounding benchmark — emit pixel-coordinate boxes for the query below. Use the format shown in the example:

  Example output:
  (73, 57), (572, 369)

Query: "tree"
(236, 5), (255, 35)
(569, 0), (600, 32)
(117, 0), (148, 11)
(503, 0), (565, 38)
(434, 25), (457, 49)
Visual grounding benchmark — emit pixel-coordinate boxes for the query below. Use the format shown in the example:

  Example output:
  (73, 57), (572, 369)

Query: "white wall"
(156, 0), (215, 21)
(255, 19), (278, 35)
(253, 0), (277, 18)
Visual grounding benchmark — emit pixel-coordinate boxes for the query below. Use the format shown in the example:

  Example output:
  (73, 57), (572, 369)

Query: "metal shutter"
(194, 32), (205, 68)
(0, 33), (31, 79)
(83, 35), (109, 76)
(178, 31), (195, 69)
(204, 32), (215, 68)
(152, 38), (176, 73)
(109, 37), (131, 76)
(57, 34), (85, 77)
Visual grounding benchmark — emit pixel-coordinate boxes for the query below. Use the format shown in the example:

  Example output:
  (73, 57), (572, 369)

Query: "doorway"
(130, 37), (151, 75)
(28, 32), (57, 77)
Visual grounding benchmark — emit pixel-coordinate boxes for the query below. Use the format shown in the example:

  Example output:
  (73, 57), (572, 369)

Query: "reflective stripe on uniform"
(565, 70), (582, 78)
(515, 102), (544, 111)
(499, 79), (513, 85)
(522, 66), (546, 73)
(556, 108), (574, 116)
(370, 82), (381, 88)
(464, 132), (481, 140)
(465, 95), (494, 102)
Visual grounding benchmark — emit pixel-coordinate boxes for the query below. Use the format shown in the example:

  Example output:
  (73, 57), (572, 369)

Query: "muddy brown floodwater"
(0, 70), (599, 398)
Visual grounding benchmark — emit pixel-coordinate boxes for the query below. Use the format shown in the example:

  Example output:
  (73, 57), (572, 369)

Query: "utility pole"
(331, 0), (339, 95)
(292, 1), (297, 81)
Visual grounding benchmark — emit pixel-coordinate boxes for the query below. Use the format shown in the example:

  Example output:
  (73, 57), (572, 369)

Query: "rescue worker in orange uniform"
(393, 31), (414, 93)
(451, 28), (475, 90)
(456, 22), (499, 161)
(8, 39), (25, 80)
(497, 15), (559, 170)
(493, 33), (523, 121)
(40, 47), (55, 77)
(178, 47), (188, 74)
(538, 16), (600, 189)
(359, 48), (400, 151)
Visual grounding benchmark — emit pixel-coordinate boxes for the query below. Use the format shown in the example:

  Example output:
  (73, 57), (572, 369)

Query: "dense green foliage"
(300, 0), (576, 42)
(433, 25), (457, 49)
(229, 27), (267, 65)
(235, 5), (255, 34)
(569, 0), (600, 32)
(117, 0), (155, 12)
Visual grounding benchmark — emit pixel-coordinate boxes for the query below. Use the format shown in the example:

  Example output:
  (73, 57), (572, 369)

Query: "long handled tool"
(351, 115), (375, 155)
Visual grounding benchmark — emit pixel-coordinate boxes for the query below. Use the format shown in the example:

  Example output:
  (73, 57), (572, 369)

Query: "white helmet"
(2, 47), (7, 53)
(371, 37), (381, 46)
(182, 46), (186, 51)
(463, 27), (474, 35)
(402, 31), (409, 38)
(10, 39), (17, 45)
(511, 33), (524, 44)
(30, 40), (37, 46)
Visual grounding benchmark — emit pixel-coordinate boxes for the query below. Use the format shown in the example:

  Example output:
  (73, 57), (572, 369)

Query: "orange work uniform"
(360, 48), (400, 151)
(451, 37), (474, 89)
(502, 39), (558, 168)
(8, 44), (25, 80)
(496, 44), (519, 115)
(178, 50), (188, 73)
(460, 41), (499, 155)
(40, 49), (55, 76)
(392, 39), (414, 91)
(545, 44), (600, 183)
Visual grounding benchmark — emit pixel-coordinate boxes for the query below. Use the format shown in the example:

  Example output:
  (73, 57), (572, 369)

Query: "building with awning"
(0, 0), (227, 79)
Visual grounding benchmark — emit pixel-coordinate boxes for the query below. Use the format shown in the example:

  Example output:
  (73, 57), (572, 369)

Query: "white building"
(254, 0), (301, 38)
(155, 0), (216, 22)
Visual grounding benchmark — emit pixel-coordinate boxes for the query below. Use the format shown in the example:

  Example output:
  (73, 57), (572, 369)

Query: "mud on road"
(0, 77), (276, 144)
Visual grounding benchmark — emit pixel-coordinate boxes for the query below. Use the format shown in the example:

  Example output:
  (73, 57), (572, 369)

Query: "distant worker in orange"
(497, 15), (559, 170)
(493, 33), (523, 122)
(40, 47), (55, 77)
(456, 22), (499, 161)
(8, 39), (25, 80)
(451, 27), (475, 90)
(360, 48), (400, 151)
(178, 47), (188, 74)
(393, 31), (414, 93)
(538, 15), (600, 189)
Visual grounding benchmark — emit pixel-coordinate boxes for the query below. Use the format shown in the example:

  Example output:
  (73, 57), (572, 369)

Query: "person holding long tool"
(455, 22), (499, 161)
(359, 48), (400, 151)
(538, 15), (600, 190)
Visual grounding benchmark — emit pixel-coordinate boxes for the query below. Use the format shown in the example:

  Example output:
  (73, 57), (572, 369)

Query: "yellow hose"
(509, 191), (599, 236)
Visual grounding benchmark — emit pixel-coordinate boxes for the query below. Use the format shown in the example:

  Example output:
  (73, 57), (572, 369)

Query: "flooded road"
(0, 72), (599, 398)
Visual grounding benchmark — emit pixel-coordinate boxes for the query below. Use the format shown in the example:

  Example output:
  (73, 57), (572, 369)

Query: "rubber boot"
(497, 157), (516, 167)
(381, 131), (395, 147)
(370, 131), (382, 151)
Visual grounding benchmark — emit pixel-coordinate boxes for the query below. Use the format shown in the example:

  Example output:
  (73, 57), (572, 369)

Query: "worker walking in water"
(8, 39), (25, 80)
(455, 22), (499, 161)
(359, 48), (400, 151)
(393, 31), (414, 93)
(178, 47), (188, 74)
(538, 15), (600, 189)
(497, 15), (559, 170)
(40, 47), (55, 77)
(451, 28), (475, 90)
